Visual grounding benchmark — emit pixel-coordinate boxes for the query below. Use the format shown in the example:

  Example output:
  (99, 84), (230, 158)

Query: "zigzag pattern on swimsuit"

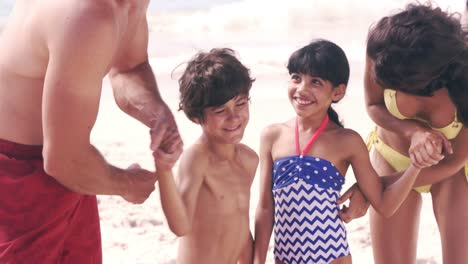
(272, 156), (350, 264)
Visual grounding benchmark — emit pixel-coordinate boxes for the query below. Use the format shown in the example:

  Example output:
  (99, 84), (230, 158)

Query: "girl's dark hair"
(367, 3), (468, 125)
(287, 39), (350, 127)
(178, 48), (255, 123)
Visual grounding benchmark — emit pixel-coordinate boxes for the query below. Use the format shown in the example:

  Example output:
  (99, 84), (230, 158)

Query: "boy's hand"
(409, 128), (451, 169)
(149, 105), (183, 155)
(151, 121), (183, 171)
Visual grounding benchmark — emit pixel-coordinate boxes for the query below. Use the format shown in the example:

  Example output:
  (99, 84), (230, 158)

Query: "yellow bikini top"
(384, 89), (463, 139)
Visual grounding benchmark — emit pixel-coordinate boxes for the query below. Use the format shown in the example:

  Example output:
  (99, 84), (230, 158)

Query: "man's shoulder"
(44, 0), (116, 35)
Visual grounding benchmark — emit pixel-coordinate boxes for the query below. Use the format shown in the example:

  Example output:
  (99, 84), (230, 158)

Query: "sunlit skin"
(364, 57), (468, 264)
(288, 73), (337, 119)
(254, 70), (426, 264)
(0, 0), (183, 202)
(0, 0), (183, 261)
(157, 95), (258, 264)
(200, 95), (250, 145)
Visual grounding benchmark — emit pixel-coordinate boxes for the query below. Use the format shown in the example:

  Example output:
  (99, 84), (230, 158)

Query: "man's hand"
(121, 163), (158, 204)
(337, 183), (369, 223)
(149, 105), (183, 171)
(409, 128), (452, 168)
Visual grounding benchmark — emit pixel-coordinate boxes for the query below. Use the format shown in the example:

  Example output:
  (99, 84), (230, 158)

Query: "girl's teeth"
(297, 98), (311, 105)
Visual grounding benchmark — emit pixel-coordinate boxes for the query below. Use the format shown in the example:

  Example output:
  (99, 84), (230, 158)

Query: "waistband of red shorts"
(0, 138), (43, 160)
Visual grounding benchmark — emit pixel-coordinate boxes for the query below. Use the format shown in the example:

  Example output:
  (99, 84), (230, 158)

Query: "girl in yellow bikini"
(363, 3), (468, 264)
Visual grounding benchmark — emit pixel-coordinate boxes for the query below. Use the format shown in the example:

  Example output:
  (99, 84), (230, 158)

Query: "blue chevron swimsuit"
(272, 116), (350, 264)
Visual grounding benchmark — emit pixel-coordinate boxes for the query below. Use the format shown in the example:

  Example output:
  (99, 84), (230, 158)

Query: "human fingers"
(128, 163), (142, 170)
(410, 151), (426, 169)
(417, 144), (439, 167)
(424, 140), (444, 164)
(338, 205), (351, 223)
(153, 146), (182, 171)
(427, 131), (451, 156)
(439, 133), (453, 155)
(166, 134), (183, 154)
(337, 186), (354, 204)
(150, 121), (168, 151)
(160, 129), (183, 152)
(158, 136), (183, 158)
(122, 169), (157, 204)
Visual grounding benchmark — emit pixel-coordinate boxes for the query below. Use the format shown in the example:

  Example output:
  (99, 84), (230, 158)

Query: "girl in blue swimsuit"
(253, 39), (437, 264)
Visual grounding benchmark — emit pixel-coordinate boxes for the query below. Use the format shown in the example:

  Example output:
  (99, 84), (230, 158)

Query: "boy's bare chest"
(198, 164), (251, 214)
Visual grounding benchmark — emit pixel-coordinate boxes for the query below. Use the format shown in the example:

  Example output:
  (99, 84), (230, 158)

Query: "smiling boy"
(156, 48), (258, 264)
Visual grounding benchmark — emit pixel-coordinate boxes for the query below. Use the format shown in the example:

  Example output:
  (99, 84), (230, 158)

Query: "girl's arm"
(364, 56), (450, 167)
(253, 126), (276, 264)
(382, 128), (468, 187)
(348, 131), (421, 217)
(158, 148), (205, 236)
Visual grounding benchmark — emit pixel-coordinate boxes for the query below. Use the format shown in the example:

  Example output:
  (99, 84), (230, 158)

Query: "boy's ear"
(332, 84), (346, 102)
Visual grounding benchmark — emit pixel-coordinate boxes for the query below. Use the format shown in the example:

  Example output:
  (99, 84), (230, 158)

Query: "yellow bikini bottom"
(367, 129), (468, 193)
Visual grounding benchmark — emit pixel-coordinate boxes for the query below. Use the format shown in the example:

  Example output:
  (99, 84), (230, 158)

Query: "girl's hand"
(409, 128), (452, 168)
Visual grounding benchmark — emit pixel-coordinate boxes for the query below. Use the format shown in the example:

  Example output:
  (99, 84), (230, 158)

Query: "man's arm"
(42, 7), (155, 202)
(108, 15), (180, 153)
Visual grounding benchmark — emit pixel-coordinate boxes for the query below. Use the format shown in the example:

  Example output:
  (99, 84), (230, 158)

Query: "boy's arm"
(364, 56), (450, 167)
(253, 127), (276, 264)
(238, 232), (254, 264)
(348, 131), (421, 217)
(158, 148), (205, 236)
(237, 146), (258, 264)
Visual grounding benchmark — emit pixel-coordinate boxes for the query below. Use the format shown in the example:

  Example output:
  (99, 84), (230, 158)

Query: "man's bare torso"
(0, 0), (149, 145)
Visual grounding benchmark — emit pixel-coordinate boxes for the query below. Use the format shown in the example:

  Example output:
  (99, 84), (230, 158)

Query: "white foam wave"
(148, 0), (466, 74)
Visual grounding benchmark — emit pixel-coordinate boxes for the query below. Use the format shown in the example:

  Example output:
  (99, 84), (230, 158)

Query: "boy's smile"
(200, 95), (250, 144)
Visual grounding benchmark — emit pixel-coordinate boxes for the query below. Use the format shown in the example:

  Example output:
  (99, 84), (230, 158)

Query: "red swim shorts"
(0, 138), (102, 263)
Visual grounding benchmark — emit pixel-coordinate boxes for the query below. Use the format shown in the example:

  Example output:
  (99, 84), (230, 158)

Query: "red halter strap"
(295, 115), (329, 156)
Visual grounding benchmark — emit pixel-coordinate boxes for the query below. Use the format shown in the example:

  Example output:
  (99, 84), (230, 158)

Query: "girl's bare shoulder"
(261, 118), (295, 141)
(328, 126), (365, 147)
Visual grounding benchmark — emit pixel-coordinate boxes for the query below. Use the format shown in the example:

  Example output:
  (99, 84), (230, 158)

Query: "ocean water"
(1, 0), (464, 74)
